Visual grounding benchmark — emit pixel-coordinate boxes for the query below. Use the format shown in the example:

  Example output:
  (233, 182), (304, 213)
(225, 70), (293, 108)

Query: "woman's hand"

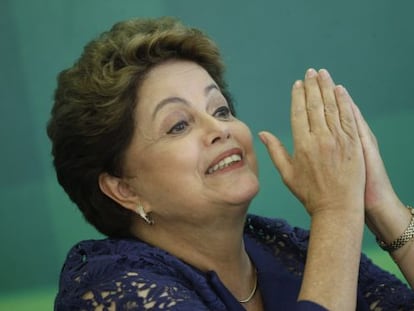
(351, 103), (403, 213)
(351, 102), (406, 232)
(260, 68), (366, 216)
(260, 68), (367, 309)
(352, 93), (414, 289)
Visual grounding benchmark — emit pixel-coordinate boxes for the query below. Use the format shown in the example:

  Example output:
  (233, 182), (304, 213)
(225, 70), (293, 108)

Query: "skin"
(351, 101), (414, 288)
(100, 61), (414, 310)
(261, 68), (414, 309)
(261, 69), (366, 310)
(100, 60), (263, 310)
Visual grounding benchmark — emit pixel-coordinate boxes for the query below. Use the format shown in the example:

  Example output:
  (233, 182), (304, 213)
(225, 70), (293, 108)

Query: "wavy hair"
(47, 17), (234, 237)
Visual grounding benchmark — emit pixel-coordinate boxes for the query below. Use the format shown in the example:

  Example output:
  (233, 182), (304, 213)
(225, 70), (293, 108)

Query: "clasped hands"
(260, 68), (398, 219)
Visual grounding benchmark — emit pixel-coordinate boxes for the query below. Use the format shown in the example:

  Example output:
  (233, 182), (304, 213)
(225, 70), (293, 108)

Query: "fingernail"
(319, 69), (330, 80)
(258, 132), (268, 144)
(293, 80), (303, 88)
(306, 68), (317, 78)
(336, 85), (347, 95)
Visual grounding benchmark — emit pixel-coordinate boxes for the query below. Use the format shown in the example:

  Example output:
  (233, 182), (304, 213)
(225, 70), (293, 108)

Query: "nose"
(202, 115), (231, 146)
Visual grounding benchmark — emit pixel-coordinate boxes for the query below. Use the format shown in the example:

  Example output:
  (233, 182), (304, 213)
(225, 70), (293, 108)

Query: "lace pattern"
(56, 237), (222, 310)
(55, 215), (414, 310)
(245, 216), (414, 310)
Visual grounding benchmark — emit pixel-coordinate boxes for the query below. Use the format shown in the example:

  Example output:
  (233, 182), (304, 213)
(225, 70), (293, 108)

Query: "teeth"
(207, 154), (241, 174)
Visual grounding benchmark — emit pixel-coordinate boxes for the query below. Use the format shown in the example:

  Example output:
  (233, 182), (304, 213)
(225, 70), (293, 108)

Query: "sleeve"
(358, 252), (414, 310)
(54, 269), (211, 311)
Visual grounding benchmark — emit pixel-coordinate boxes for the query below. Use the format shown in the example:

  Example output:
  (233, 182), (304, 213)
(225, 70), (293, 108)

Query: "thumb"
(258, 131), (292, 180)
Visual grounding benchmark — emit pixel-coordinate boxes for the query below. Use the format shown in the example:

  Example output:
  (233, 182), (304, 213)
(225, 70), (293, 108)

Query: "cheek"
(134, 142), (201, 191)
(234, 122), (258, 173)
(247, 145), (259, 177)
(248, 150), (259, 176)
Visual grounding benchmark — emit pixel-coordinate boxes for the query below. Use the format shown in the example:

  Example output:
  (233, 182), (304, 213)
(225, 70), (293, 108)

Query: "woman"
(48, 17), (414, 310)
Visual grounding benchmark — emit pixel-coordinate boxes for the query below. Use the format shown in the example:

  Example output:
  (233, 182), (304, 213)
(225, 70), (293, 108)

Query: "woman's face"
(122, 60), (259, 224)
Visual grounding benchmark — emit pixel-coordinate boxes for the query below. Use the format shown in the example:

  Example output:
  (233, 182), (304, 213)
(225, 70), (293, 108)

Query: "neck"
(131, 209), (255, 300)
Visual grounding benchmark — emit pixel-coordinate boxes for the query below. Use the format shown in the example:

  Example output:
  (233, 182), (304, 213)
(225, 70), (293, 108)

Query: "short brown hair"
(47, 17), (234, 237)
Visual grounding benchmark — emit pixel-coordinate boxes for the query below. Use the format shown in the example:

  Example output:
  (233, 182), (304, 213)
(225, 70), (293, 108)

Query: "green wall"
(1, 0), (413, 309)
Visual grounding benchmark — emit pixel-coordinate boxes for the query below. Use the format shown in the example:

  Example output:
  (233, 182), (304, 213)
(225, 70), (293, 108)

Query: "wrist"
(301, 203), (364, 310)
(307, 196), (365, 218)
(365, 192), (401, 217)
(310, 202), (365, 221)
(367, 201), (411, 244)
(376, 206), (414, 253)
(310, 206), (365, 239)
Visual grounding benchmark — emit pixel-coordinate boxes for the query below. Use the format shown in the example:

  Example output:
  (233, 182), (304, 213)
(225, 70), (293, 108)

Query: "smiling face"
(104, 60), (259, 227)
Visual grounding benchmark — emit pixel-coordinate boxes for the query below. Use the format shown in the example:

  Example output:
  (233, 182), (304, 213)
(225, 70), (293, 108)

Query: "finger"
(259, 131), (293, 182)
(334, 85), (359, 138)
(304, 68), (329, 133)
(317, 69), (341, 133)
(351, 102), (378, 148)
(291, 80), (310, 142)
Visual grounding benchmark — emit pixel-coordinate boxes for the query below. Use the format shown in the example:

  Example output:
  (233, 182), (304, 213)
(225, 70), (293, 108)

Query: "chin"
(228, 176), (260, 206)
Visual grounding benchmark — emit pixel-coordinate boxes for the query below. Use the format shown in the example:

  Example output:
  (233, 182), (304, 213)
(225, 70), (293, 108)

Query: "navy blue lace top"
(55, 215), (414, 310)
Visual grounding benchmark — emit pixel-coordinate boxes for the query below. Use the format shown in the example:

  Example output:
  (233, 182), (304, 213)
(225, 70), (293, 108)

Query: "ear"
(98, 172), (139, 212)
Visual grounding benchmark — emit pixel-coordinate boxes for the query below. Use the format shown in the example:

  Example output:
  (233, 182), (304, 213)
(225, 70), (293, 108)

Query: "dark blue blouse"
(55, 215), (414, 310)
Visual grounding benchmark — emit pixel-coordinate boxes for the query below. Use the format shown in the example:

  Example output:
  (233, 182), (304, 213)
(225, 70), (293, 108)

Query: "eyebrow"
(204, 83), (219, 95)
(151, 83), (219, 120)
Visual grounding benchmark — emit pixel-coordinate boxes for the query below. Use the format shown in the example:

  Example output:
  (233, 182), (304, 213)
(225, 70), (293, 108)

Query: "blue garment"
(55, 215), (414, 310)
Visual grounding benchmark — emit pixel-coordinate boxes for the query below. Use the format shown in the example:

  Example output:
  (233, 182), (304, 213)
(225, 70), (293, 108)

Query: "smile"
(206, 154), (242, 174)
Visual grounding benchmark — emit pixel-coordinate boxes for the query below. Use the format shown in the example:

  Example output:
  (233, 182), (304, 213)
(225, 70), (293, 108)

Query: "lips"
(206, 148), (243, 175)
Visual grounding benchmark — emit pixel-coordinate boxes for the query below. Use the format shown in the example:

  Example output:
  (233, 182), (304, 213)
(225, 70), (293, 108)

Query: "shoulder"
(55, 238), (213, 310)
(59, 238), (190, 281)
(60, 238), (171, 283)
(61, 238), (168, 271)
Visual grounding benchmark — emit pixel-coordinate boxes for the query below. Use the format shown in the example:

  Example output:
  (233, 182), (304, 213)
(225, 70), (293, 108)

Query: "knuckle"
(324, 102), (338, 114)
(306, 100), (319, 111)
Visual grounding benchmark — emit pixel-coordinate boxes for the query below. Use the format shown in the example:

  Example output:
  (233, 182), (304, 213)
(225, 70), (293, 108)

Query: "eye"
(167, 120), (189, 135)
(213, 106), (232, 120)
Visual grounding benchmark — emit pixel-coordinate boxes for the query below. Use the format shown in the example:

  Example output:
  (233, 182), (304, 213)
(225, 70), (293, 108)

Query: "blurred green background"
(1, 0), (413, 309)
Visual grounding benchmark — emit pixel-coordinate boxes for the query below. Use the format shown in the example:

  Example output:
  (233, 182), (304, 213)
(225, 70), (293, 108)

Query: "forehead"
(138, 60), (216, 102)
